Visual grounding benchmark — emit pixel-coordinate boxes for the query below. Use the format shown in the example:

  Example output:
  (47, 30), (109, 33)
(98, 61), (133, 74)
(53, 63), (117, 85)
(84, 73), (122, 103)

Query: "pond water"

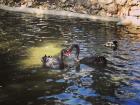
(0, 9), (140, 105)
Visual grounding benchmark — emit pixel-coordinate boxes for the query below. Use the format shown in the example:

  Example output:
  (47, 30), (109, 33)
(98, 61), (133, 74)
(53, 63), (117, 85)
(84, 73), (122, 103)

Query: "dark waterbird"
(41, 44), (107, 69)
(104, 40), (118, 47)
(41, 44), (80, 69)
(80, 56), (107, 67)
(104, 40), (118, 51)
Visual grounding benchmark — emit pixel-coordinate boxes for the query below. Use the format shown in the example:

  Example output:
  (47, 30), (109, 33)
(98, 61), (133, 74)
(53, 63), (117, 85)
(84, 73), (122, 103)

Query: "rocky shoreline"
(0, 0), (140, 27)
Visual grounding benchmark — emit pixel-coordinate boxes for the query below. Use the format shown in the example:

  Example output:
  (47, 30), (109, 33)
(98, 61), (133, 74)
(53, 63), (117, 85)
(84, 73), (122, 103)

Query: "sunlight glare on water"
(20, 42), (62, 68)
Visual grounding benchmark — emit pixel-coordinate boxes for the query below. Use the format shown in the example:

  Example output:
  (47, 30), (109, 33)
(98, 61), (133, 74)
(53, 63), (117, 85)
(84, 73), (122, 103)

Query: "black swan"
(41, 44), (80, 69)
(41, 44), (107, 69)
(80, 56), (107, 66)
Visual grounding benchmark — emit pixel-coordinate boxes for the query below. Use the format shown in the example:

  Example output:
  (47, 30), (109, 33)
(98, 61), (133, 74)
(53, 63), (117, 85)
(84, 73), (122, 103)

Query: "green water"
(0, 10), (140, 105)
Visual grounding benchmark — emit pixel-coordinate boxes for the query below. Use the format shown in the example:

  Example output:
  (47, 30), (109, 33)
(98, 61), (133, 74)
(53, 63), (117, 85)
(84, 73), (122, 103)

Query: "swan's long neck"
(60, 49), (65, 69)
(61, 49), (64, 61)
(69, 44), (80, 59)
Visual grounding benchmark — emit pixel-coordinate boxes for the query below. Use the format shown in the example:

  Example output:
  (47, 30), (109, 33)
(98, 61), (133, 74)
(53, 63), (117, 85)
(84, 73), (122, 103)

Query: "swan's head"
(61, 44), (80, 60)
(41, 55), (52, 63)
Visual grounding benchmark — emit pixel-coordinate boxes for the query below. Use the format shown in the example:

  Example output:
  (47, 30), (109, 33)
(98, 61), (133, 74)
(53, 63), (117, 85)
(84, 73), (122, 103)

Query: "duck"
(104, 40), (118, 47)
(41, 44), (80, 69)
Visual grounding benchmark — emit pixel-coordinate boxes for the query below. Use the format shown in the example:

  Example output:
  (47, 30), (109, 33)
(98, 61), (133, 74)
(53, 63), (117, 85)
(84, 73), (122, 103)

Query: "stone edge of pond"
(0, 4), (120, 22)
(1, 4), (140, 28)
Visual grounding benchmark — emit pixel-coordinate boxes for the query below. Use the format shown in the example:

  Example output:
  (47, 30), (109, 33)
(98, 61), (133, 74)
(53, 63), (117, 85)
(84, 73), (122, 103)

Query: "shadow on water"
(0, 9), (140, 105)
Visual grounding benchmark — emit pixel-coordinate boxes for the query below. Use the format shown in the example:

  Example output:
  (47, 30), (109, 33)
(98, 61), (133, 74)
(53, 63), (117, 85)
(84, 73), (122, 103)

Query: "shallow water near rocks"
(0, 10), (140, 105)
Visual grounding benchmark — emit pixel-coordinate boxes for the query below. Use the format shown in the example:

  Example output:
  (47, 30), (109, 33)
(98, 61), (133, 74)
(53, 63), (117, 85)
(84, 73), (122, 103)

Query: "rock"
(117, 19), (132, 26)
(27, 1), (33, 7)
(117, 18), (132, 26)
(75, 0), (92, 7)
(97, 9), (107, 16)
(76, 0), (84, 5)
(90, 3), (101, 10)
(130, 6), (140, 10)
(89, 8), (99, 15)
(128, 0), (140, 6)
(115, 0), (127, 5)
(118, 6), (130, 16)
(100, 3), (118, 15)
(131, 18), (140, 26)
(98, 0), (113, 4)
(117, 16), (140, 26)
(85, 2), (93, 8)
(89, 4), (101, 15)
(106, 3), (118, 14)
(90, 0), (98, 5)
(60, 0), (67, 3)
(129, 9), (140, 16)
(67, 0), (76, 4)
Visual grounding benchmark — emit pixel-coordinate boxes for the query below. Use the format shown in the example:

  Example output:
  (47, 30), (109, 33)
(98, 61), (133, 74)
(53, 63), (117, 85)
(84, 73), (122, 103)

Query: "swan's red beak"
(63, 49), (72, 56)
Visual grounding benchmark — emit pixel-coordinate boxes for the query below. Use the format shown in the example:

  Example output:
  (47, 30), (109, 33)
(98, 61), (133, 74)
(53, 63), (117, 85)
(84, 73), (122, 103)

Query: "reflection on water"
(0, 10), (140, 105)
(20, 42), (62, 68)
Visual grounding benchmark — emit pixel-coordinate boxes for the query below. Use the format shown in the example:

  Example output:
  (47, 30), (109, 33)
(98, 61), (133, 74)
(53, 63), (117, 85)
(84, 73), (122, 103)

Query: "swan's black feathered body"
(80, 56), (107, 66)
